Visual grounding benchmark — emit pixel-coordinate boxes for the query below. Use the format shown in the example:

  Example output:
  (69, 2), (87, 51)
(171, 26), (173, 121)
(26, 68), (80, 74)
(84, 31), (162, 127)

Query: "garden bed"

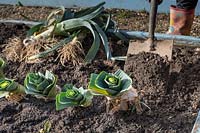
(0, 5), (200, 133)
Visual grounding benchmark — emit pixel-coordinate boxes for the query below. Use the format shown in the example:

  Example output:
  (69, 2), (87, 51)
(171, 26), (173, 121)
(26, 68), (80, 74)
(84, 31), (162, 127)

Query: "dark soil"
(124, 51), (200, 132)
(0, 23), (28, 45)
(0, 4), (200, 133)
(124, 53), (170, 106)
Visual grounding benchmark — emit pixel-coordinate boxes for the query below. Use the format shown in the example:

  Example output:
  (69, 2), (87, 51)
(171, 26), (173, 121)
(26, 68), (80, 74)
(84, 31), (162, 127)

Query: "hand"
(147, 0), (163, 5)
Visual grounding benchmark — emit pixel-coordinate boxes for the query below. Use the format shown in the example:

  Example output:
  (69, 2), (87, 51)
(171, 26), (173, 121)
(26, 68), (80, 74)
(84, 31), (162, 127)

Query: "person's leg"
(176, 0), (198, 10)
(167, 0), (198, 35)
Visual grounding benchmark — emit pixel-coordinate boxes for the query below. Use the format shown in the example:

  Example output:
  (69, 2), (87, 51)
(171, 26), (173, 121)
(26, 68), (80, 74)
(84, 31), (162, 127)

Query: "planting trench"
(0, 6), (200, 133)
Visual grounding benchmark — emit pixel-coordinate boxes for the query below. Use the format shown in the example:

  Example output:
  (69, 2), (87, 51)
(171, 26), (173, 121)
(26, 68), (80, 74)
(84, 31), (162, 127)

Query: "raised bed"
(0, 4), (200, 133)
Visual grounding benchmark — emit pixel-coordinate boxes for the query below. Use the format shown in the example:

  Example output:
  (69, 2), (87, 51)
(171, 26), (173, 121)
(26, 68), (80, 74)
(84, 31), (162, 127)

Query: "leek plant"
(24, 70), (58, 99)
(56, 84), (93, 110)
(0, 78), (25, 101)
(0, 58), (5, 79)
(88, 69), (132, 97)
(24, 2), (126, 63)
(88, 69), (142, 113)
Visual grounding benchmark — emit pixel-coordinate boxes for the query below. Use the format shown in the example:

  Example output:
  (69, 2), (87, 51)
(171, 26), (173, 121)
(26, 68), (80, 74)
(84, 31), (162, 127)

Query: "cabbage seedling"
(88, 69), (142, 113)
(24, 70), (58, 99)
(56, 84), (93, 111)
(0, 78), (25, 101)
(0, 58), (5, 79)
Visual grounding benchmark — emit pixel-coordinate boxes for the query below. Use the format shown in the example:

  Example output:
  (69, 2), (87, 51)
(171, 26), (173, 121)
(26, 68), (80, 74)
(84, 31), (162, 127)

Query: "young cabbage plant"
(56, 84), (93, 111)
(88, 69), (142, 113)
(0, 78), (25, 101)
(24, 70), (58, 99)
(0, 58), (5, 79)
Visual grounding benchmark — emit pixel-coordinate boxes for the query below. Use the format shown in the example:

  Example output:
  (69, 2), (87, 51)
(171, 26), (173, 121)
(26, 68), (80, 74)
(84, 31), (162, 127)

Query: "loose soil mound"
(124, 52), (170, 106)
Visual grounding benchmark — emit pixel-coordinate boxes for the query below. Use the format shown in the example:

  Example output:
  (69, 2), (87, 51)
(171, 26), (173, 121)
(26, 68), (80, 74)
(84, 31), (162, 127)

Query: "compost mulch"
(0, 5), (200, 133)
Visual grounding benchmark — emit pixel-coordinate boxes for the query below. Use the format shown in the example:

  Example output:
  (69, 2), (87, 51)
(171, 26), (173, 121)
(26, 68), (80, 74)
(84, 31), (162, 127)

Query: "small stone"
(79, 120), (84, 126)
(59, 121), (64, 127)
(64, 120), (70, 125)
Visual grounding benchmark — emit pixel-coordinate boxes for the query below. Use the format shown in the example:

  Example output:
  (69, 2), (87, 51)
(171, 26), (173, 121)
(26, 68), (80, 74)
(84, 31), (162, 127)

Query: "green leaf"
(43, 71), (58, 97)
(0, 79), (18, 92)
(88, 73), (113, 96)
(0, 58), (5, 79)
(114, 69), (132, 93)
(56, 84), (93, 111)
(94, 71), (120, 95)
(88, 69), (132, 97)
(53, 18), (89, 35)
(104, 13), (111, 31)
(46, 6), (66, 26)
(89, 20), (112, 60)
(84, 30), (100, 62)
(20, 13), (33, 21)
(0, 78), (24, 98)
(0, 58), (5, 68)
(39, 120), (51, 133)
(24, 70), (57, 99)
(27, 23), (44, 37)
(92, 13), (113, 31)
(16, 1), (23, 6)
(104, 75), (121, 90)
(79, 6), (104, 20)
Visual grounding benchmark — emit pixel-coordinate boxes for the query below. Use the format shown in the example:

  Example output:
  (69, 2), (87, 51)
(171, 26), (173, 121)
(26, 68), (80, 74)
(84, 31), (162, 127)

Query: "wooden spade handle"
(149, 0), (158, 51)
